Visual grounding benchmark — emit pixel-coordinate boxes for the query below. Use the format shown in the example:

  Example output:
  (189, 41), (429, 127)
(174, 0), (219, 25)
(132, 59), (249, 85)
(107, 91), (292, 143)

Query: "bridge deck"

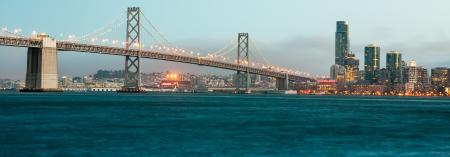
(0, 36), (314, 82)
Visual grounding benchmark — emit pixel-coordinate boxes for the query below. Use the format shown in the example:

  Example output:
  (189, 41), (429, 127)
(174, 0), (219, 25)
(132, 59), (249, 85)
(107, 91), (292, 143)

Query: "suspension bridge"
(0, 7), (315, 93)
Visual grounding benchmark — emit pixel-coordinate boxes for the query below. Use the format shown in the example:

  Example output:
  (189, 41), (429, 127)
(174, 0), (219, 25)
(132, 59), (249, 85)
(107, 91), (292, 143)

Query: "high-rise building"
(335, 21), (350, 66)
(330, 64), (347, 92)
(417, 67), (430, 92)
(431, 67), (449, 88)
(386, 51), (403, 85)
(344, 54), (359, 82)
(333, 20), (360, 83)
(379, 68), (390, 85)
(417, 67), (429, 85)
(364, 44), (380, 83)
(403, 60), (430, 92)
(404, 60), (418, 84)
(330, 64), (346, 83)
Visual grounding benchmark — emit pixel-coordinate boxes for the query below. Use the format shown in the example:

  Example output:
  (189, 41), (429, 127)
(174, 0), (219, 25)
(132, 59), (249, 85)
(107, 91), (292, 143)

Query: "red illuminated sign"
(317, 79), (336, 83)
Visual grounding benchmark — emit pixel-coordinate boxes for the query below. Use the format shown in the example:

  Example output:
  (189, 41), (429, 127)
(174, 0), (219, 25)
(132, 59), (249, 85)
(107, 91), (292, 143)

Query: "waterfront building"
(60, 76), (73, 88)
(316, 79), (337, 94)
(335, 21), (350, 66)
(356, 70), (365, 82)
(416, 67), (431, 92)
(333, 20), (360, 83)
(296, 82), (317, 95)
(330, 64), (347, 92)
(404, 60), (419, 84)
(364, 44), (381, 83)
(83, 75), (94, 84)
(379, 68), (390, 85)
(330, 64), (346, 83)
(386, 51), (403, 85)
(431, 67), (449, 93)
(344, 53), (360, 82)
(404, 82), (415, 95)
(403, 60), (430, 92)
(350, 83), (386, 95)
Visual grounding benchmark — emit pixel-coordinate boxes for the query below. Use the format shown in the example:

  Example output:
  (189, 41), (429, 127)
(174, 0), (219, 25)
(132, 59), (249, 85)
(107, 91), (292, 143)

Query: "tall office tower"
(344, 54), (359, 82)
(364, 44), (380, 83)
(335, 21), (350, 66)
(417, 67), (429, 85)
(379, 68), (390, 85)
(431, 67), (449, 88)
(416, 66), (430, 91)
(330, 64), (346, 83)
(386, 51), (403, 85)
(404, 60), (418, 84)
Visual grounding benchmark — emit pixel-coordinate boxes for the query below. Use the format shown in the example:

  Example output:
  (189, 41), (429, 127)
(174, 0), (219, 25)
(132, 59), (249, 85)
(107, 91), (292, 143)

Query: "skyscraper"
(364, 44), (380, 83)
(330, 64), (346, 82)
(332, 20), (360, 83)
(403, 60), (430, 92)
(344, 54), (359, 82)
(431, 67), (449, 88)
(335, 21), (350, 66)
(330, 64), (346, 91)
(386, 51), (403, 85)
(379, 68), (390, 85)
(404, 60), (418, 84)
(417, 66), (430, 92)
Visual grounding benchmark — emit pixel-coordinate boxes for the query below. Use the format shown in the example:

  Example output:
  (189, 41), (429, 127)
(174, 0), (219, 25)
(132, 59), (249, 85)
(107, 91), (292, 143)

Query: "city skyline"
(2, 2), (450, 156)
(1, 0), (450, 79)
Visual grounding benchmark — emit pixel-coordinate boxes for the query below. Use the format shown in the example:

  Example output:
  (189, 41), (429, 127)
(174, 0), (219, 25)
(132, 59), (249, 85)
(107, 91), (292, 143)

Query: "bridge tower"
(236, 33), (251, 93)
(119, 7), (144, 92)
(21, 34), (61, 92)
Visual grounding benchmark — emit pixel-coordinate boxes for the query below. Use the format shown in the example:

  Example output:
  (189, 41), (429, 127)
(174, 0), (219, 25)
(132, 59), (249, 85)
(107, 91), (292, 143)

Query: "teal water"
(0, 93), (450, 157)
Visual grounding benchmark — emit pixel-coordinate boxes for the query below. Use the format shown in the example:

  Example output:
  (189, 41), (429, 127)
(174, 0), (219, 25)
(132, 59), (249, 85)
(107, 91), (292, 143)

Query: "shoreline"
(0, 90), (449, 98)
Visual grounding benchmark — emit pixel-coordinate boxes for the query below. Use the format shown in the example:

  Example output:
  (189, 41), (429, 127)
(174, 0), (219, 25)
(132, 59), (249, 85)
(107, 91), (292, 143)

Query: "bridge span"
(0, 7), (315, 93)
(0, 36), (315, 84)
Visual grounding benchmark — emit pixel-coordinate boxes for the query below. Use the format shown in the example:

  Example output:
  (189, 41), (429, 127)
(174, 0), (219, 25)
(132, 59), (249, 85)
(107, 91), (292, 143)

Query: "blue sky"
(1, 0), (450, 79)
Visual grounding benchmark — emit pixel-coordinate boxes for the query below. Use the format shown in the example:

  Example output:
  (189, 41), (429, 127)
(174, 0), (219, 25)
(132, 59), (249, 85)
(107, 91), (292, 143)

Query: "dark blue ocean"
(0, 93), (450, 157)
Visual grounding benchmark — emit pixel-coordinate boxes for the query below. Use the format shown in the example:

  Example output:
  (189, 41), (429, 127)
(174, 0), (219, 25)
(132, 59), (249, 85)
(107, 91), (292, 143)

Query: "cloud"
(173, 36), (335, 76)
(382, 40), (450, 68)
(256, 36), (334, 76)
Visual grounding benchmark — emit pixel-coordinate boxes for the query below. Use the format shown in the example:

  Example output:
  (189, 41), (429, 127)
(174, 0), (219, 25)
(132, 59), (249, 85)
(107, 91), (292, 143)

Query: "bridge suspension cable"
(248, 38), (272, 66)
(140, 11), (170, 44)
(247, 38), (315, 77)
(211, 38), (237, 57)
(0, 8), (319, 80)
(72, 13), (126, 43)
(140, 10), (191, 56)
(0, 27), (26, 38)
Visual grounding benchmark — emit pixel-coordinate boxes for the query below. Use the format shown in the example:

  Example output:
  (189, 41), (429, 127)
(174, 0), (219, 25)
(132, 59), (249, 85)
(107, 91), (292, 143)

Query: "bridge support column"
(235, 33), (251, 94)
(119, 7), (145, 93)
(21, 35), (61, 92)
(276, 73), (289, 91)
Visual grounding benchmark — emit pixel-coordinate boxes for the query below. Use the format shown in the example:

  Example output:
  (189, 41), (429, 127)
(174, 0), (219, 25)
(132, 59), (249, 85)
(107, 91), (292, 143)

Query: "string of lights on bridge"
(0, 10), (327, 79)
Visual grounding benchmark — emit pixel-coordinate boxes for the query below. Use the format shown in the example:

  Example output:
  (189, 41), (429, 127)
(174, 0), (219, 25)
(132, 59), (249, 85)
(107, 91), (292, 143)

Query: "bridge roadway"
(0, 36), (314, 82)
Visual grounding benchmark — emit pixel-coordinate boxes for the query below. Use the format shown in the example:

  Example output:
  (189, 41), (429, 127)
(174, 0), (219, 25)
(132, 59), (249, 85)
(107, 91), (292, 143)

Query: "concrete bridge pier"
(20, 35), (61, 92)
(235, 71), (251, 94)
(276, 73), (289, 91)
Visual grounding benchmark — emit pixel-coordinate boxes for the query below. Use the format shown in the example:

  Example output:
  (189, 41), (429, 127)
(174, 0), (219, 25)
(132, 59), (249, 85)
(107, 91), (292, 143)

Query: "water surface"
(0, 93), (450, 156)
